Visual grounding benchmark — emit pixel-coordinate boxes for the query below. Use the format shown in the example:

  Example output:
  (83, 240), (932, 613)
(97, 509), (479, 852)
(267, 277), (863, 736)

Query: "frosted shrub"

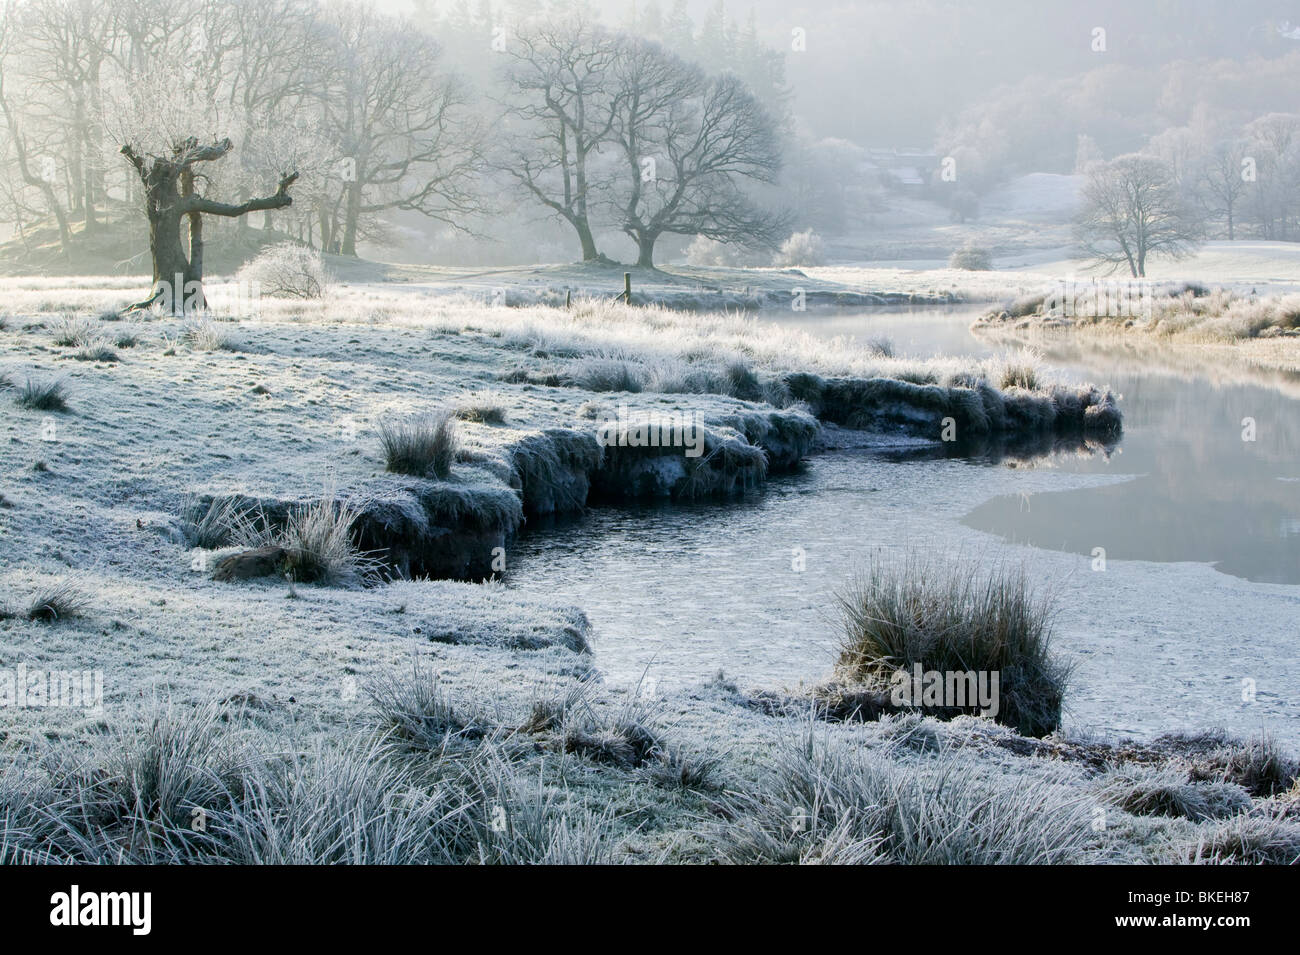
(949, 243), (993, 271)
(237, 243), (331, 299)
(686, 235), (740, 266)
(774, 229), (826, 267)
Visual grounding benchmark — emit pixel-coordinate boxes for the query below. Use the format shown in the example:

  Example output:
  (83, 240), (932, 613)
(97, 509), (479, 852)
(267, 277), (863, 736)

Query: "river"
(508, 308), (1300, 743)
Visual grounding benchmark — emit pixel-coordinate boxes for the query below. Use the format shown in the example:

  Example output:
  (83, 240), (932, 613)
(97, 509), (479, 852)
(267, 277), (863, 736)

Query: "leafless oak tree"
(318, 2), (483, 256)
(498, 16), (619, 262)
(1196, 141), (1250, 241)
(121, 137), (296, 311)
(608, 41), (786, 268)
(1075, 154), (1200, 277)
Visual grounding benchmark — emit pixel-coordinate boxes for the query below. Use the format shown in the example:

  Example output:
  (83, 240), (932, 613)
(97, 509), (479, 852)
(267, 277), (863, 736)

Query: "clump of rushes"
(378, 412), (458, 479)
(16, 376), (69, 412)
(281, 496), (380, 587)
(453, 392), (507, 425)
(23, 581), (88, 622)
(835, 552), (1071, 737)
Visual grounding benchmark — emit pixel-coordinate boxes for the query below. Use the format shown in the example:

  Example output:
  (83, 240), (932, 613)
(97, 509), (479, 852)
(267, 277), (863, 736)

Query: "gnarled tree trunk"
(121, 137), (297, 313)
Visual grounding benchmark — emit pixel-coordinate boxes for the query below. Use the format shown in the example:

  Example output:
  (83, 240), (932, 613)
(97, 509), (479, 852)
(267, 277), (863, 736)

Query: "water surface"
(508, 308), (1300, 741)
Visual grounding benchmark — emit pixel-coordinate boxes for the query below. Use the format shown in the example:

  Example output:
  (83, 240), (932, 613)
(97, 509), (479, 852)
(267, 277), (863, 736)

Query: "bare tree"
(498, 16), (619, 262)
(608, 41), (786, 268)
(120, 136), (296, 311)
(318, 2), (483, 256)
(1243, 113), (1300, 240)
(20, 0), (118, 233)
(0, 0), (72, 258)
(1195, 140), (1250, 240)
(1074, 155), (1200, 277)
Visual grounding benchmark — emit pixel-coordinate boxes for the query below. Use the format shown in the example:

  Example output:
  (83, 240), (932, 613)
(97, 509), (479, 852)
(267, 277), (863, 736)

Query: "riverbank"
(3, 280), (1297, 864)
(974, 284), (1300, 375)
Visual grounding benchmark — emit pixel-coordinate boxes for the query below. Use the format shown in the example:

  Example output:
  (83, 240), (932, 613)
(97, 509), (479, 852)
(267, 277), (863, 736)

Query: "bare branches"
(185, 169), (297, 217)
(605, 40), (786, 267)
(1075, 155), (1202, 277)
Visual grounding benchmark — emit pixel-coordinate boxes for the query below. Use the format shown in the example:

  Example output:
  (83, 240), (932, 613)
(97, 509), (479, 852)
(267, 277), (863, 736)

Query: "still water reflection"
(507, 308), (1300, 736)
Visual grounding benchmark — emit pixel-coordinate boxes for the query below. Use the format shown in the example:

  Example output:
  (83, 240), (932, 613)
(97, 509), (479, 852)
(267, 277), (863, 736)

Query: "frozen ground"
(1, 278), (1296, 863)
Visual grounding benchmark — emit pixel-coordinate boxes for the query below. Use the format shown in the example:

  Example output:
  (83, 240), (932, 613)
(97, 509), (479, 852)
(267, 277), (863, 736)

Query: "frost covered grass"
(978, 284), (1300, 374)
(834, 553), (1071, 737)
(710, 721), (1098, 864)
(14, 375), (68, 411)
(2, 685), (1297, 864)
(1142, 289), (1300, 341)
(280, 496), (381, 588)
(1099, 765), (1251, 822)
(379, 412), (459, 479)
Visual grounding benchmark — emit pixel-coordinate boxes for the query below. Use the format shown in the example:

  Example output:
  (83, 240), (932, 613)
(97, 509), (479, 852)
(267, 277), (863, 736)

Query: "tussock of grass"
(1100, 766), (1250, 821)
(453, 392), (507, 425)
(518, 683), (589, 735)
(1189, 811), (1300, 865)
(643, 744), (722, 790)
(571, 357), (644, 393)
(50, 314), (98, 347)
(182, 320), (241, 352)
(561, 704), (661, 770)
(999, 356), (1039, 391)
(712, 723), (1098, 864)
(1180, 732), (1300, 797)
(722, 360), (761, 400)
(15, 376), (69, 412)
(368, 664), (491, 753)
(16, 581), (88, 623)
(835, 553), (1071, 737)
(379, 412), (458, 479)
(280, 496), (380, 587)
(72, 340), (119, 362)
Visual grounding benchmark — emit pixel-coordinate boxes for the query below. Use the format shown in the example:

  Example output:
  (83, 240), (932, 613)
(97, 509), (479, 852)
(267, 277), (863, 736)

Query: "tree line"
(0, 0), (789, 284)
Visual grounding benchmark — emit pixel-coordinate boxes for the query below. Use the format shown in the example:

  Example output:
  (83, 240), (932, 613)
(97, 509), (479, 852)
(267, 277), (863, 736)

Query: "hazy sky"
(375, 1), (1300, 143)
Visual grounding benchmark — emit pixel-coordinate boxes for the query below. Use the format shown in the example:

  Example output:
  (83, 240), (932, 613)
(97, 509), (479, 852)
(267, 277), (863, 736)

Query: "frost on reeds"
(834, 552), (1071, 737)
(710, 720), (1098, 864)
(984, 283), (1300, 342)
(378, 412), (458, 480)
